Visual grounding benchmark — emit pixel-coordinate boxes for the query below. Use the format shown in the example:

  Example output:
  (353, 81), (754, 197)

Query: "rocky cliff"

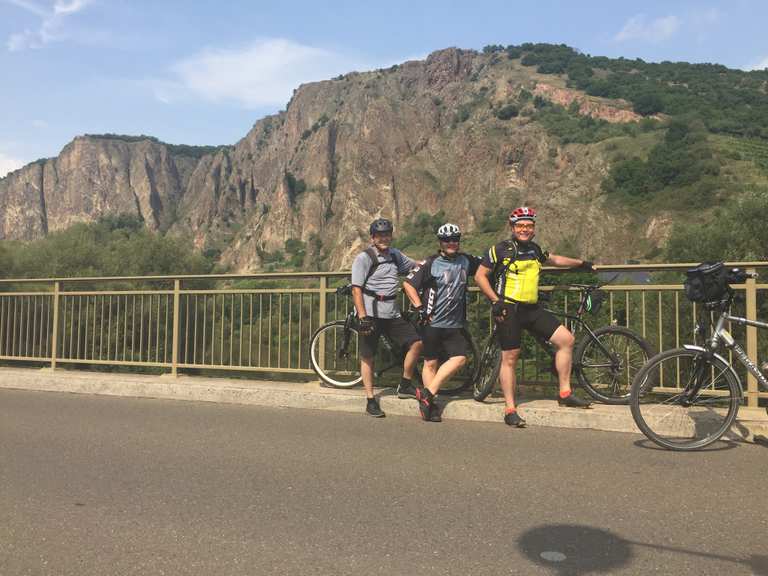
(0, 48), (661, 269)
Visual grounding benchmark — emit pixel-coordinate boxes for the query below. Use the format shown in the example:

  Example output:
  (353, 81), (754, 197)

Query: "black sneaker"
(366, 398), (385, 418)
(415, 386), (434, 422)
(428, 402), (442, 423)
(557, 392), (592, 409)
(504, 411), (526, 427)
(397, 381), (417, 399)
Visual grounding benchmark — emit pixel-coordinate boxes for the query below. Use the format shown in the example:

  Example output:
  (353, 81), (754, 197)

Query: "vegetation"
(0, 215), (214, 280)
(85, 133), (228, 159)
(602, 117), (720, 208)
(509, 43), (768, 139)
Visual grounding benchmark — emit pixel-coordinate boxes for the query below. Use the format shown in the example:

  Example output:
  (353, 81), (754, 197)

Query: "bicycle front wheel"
(473, 337), (501, 402)
(309, 321), (362, 388)
(629, 348), (742, 451)
(575, 326), (652, 404)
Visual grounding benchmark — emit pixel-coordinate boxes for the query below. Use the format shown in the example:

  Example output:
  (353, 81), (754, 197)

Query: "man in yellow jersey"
(474, 206), (595, 427)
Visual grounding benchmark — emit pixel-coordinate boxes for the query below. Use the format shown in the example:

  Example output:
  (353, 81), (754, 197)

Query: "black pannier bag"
(684, 262), (728, 303)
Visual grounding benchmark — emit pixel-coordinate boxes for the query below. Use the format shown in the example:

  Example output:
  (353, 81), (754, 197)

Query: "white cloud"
(156, 38), (381, 109)
(614, 14), (680, 43)
(5, 0), (93, 51)
(0, 152), (25, 178)
(744, 56), (768, 71)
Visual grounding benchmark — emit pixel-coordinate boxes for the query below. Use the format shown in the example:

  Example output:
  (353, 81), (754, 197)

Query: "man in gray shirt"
(351, 218), (423, 417)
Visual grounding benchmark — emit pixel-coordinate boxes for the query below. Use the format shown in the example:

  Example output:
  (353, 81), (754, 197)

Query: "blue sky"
(1, 0), (767, 177)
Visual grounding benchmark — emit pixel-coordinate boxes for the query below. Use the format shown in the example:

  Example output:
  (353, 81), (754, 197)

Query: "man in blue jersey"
(403, 223), (480, 422)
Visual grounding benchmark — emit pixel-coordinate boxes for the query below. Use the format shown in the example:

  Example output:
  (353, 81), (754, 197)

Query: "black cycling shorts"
(421, 326), (470, 360)
(359, 317), (421, 359)
(496, 303), (561, 351)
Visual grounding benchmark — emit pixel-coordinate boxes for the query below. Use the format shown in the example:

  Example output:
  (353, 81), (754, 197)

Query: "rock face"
(0, 48), (654, 269)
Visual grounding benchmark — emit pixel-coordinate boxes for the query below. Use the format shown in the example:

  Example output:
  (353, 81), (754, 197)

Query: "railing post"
(50, 281), (60, 370)
(745, 268), (759, 407)
(171, 279), (180, 377)
(318, 276), (328, 370)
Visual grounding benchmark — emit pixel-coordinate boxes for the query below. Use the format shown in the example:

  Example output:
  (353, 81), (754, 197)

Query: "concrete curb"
(0, 367), (765, 442)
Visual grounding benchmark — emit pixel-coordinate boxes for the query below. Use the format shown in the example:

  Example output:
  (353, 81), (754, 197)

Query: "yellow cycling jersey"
(482, 240), (549, 304)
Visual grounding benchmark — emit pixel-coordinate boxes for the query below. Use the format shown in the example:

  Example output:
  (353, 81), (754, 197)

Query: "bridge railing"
(1, 263), (767, 407)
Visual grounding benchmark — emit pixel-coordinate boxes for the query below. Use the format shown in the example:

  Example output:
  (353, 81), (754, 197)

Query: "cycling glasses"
(513, 223), (535, 231)
(439, 235), (461, 243)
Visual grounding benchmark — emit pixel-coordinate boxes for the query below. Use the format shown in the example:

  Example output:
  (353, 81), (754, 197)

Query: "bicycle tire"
(473, 337), (501, 402)
(574, 325), (653, 405)
(433, 329), (480, 396)
(629, 347), (741, 451)
(309, 321), (362, 388)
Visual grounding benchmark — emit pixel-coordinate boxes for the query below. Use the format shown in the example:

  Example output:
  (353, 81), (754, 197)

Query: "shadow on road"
(517, 524), (767, 575)
(632, 437), (738, 451)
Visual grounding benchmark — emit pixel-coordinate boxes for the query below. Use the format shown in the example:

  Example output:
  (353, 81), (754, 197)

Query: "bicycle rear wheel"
(309, 321), (362, 388)
(473, 337), (501, 402)
(629, 347), (742, 451)
(574, 326), (652, 404)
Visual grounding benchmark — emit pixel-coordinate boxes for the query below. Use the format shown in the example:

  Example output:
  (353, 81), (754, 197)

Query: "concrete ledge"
(1, 367), (766, 442)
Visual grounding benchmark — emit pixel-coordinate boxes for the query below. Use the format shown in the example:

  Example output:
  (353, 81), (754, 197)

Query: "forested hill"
(2, 43), (768, 277)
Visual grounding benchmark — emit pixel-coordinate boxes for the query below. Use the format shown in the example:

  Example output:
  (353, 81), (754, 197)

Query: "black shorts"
(421, 326), (470, 360)
(359, 317), (421, 359)
(496, 303), (561, 351)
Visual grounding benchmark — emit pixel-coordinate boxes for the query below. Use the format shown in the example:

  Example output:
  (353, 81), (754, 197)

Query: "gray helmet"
(369, 218), (393, 235)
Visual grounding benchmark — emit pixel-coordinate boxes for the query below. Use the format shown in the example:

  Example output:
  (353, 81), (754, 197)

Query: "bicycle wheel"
(434, 329), (480, 396)
(473, 337), (501, 402)
(574, 326), (652, 405)
(629, 347), (742, 451)
(309, 321), (362, 388)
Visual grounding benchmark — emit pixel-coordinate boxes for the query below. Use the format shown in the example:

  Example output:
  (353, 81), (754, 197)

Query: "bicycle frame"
(701, 308), (768, 392)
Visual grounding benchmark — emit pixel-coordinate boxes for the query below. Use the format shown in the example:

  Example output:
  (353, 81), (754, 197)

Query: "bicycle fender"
(682, 344), (744, 400)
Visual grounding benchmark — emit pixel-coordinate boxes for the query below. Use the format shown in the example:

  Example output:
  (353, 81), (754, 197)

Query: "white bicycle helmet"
(436, 223), (461, 240)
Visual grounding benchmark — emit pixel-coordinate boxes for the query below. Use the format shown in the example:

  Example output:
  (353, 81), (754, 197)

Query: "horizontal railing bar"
(0, 355), (52, 362)
(54, 358), (172, 368)
(1, 261), (768, 285)
(175, 363), (314, 374)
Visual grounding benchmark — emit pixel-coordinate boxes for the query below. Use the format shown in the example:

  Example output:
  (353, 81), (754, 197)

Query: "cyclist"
(403, 223), (481, 422)
(474, 206), (595, 428)
(351, 218), (423, 418)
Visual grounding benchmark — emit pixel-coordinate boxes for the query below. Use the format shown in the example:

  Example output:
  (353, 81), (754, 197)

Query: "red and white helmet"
(509, 206), (536, 224)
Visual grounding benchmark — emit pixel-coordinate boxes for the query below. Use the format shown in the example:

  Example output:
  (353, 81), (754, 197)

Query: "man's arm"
(546, 254), (594, 270)
(351, 286), (367, 318)
(402, 282), (422, 309)
(474, 264), (499, 303)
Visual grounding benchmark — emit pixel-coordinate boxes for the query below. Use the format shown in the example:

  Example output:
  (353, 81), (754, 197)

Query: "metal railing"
(1, 263), (767, 407)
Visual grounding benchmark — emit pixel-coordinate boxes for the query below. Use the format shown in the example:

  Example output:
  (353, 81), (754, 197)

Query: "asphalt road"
(1, 389), (766, 576)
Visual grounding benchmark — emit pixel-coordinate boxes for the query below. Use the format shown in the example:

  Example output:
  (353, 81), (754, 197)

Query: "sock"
(505, 407), (517, 415)
(559, 389), (572, 399)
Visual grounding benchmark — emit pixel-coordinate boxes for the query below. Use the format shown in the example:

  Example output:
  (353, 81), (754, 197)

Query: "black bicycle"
(309, 284), (480, 394)
(473, 277), (653, 404)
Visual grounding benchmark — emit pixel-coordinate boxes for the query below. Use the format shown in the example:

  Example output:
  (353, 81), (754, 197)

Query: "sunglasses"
(513, 223), (535, 231)
(440, 236), (461, 243)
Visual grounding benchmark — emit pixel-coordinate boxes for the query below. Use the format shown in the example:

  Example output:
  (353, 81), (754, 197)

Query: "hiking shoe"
(415, 386), (434, 422)
(366, 398), (385, 418)
(504, 411), (526, 427)
(397, 381), (417, 399)
(557, 392), (592, 409)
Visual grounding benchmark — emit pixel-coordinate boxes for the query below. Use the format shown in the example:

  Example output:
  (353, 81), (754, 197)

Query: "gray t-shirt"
(351, 247), (416, 318)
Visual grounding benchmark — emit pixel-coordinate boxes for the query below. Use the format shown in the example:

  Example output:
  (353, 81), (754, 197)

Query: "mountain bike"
(473, 276), (653, 404)
(309, 284), (480, 394)
(630, 265), (765, 451)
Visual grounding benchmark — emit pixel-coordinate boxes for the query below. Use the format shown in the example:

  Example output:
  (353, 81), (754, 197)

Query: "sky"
(1, 0), (768, 177)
